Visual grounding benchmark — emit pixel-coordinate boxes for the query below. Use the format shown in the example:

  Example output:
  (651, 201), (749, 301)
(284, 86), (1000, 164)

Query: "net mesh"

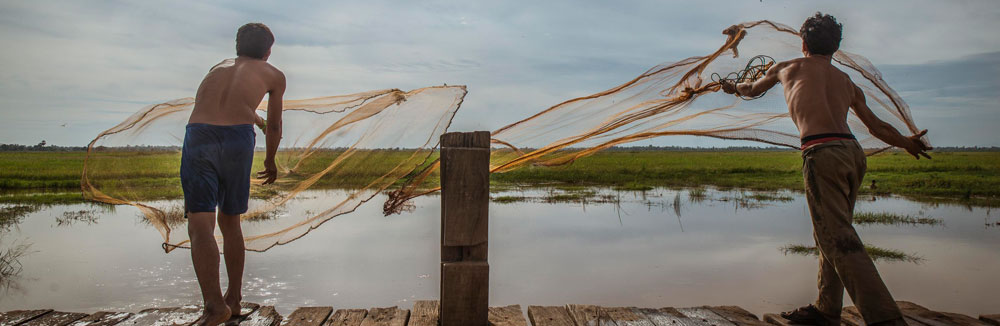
(84, 20), (926, 252)
(384, 20), (927, 213)
(83, 86), (466, 252)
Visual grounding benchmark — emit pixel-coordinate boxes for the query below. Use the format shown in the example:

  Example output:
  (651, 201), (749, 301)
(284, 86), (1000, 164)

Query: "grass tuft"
(0, 239), (32, 280)
(853, 212), (942, 226)
(492, 195), (527, 204)
(1, 205), (38, 231)
(780, 244), (923, 263)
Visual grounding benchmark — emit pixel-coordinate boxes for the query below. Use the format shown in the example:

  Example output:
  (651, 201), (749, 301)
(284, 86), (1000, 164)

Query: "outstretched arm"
(720, 62), (783, 98)
(851, 85), (931, 159)
(257, 71), (286, 184)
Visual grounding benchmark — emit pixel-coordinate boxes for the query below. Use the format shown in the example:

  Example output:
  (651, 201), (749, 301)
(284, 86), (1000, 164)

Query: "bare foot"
(194, 305), (232, 326)
(224, 292), (243, 318)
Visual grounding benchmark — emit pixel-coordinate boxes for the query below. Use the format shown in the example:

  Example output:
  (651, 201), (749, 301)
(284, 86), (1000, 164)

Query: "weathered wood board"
(115, 308), (178, 326)
(603, 307), (654, 326)
(67, 312), (133, 326)
(634, 308), (711, 326)
(981, 315), (1000, 326)
(20, 312), (88, 326)
(896, 301), (988, 326)
(527, 306), (575, 326)
(358, 307), (408, 326)
(488, 305), (527, 326)
(566, 304), (613, 326)
(323, 309), (367, 326)
(284, 307), (333, 326)
(1, 310), (53, 326)
(676, 307), (736, 326)
(242, 306), (282, 326)
(408, 302), (437, 326)
(705, 306), (770, 326)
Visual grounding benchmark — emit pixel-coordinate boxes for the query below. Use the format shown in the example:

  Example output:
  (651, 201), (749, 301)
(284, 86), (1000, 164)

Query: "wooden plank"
(242, 306), (282, 326)
(704, 306), (769, 326)
(440, 262), (489, 326)
(284, 307), (333, 326)
(981, 315), (1000, 326)
(634, 308), (709, 326)
(323, 309), (367, 326)
(358, 307), (408, 326)
(489, 305), (527, 326)
(440, 134), (490, 247)
(150, 304), (202, 326)
(896, 301), (988, 326)
(1, 309), (53, 326)
(67, 312), (133, 326)
(840, 306), (865, 326)
(527, 306), (575, 326)
(604, 307), (654, 326)
(236, 303), (263, 318)
(761, 314), (792, 326)
(565, 304), (612, 326)
(408, 301), (438, 326)
(676, 308), (736, 326)
(20, 312), (88, 326)
(440, 131), (491, 148)
(842, 305), (944, 326)
(115, 308), (178, 326)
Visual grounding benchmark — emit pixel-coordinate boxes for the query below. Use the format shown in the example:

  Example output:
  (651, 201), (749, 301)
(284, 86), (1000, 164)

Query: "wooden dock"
(2, 301), (997, 326)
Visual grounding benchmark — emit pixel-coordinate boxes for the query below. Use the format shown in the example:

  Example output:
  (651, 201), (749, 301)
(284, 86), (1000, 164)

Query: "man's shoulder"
(776, 57), (806, 69)
(257, 61), (285, 80)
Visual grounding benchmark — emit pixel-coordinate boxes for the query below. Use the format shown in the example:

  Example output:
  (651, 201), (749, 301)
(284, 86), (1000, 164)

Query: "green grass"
(491, 151), (1000, 206)
(780, 244), (923, 263)
(853, 212), (943, 226)
(492, 195), (527, 204)
(2, 150), (998, 206)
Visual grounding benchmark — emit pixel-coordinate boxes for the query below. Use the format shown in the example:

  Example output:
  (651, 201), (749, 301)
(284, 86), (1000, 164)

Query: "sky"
(0, 0), (998, 147)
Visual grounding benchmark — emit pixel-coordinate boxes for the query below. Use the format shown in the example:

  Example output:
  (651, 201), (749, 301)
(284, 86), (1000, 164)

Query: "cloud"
(0, 0), (998, 146)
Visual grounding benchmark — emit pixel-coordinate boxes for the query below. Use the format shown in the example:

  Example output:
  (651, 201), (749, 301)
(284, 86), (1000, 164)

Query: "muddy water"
(0, 188), (997, 316)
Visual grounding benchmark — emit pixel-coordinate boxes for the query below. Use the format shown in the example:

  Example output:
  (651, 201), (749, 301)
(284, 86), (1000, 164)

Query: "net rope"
(83, 20), (926, 251)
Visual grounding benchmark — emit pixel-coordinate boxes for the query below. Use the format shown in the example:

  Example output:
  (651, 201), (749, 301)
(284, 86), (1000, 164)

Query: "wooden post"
(439, 131), (490, 326)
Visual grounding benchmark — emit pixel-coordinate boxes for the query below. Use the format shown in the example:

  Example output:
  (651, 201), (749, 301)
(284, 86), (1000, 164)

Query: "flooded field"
(1, 188), (997, 316)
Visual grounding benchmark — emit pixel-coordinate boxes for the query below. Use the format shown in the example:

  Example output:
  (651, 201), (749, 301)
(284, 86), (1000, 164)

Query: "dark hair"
(236, 23), (274, 59)
(799, 12), (842, 56)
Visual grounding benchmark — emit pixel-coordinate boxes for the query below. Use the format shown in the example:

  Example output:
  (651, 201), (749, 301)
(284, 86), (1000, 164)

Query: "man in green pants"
(722, 13), (930, 326)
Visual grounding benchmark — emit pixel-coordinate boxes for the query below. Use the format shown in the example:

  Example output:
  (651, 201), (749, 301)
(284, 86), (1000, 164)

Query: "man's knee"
(187, 212), (217, 238)
(216, 213), (242, 233)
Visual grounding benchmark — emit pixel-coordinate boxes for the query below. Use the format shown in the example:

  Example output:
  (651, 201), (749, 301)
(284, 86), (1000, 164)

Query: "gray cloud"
(1, 0), (998, 146)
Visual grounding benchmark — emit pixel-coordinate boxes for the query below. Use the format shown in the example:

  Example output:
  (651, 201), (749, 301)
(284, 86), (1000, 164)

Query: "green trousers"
(802, 139), (905, 325)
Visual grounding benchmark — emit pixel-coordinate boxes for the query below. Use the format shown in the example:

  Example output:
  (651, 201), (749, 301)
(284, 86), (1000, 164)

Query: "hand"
(720, 80), (737, 94)
(257, 159), (278, 185)
(255, 116), (267, 135)
(904, 129), (932, 160)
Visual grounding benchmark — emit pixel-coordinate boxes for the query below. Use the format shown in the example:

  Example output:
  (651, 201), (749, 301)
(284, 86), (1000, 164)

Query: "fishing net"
(384, 20), (927, 213)
(85, 20), (926, 252)
(83, 86), (466, 252)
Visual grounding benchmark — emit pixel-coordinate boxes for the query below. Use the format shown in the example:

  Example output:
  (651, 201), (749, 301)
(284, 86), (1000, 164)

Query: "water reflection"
(0, 188), (997, 317)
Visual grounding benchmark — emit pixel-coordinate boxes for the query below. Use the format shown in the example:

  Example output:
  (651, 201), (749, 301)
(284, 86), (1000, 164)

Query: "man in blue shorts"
(181, 22), (284, 326)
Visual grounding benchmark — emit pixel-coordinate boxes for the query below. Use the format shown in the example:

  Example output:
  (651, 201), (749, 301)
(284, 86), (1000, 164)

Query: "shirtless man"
(182, 23), (284, 326)
(721, 13), (929, 326)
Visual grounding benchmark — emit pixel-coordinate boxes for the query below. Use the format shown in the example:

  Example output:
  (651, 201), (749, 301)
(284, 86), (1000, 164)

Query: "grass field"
(1, 150), (998, 206)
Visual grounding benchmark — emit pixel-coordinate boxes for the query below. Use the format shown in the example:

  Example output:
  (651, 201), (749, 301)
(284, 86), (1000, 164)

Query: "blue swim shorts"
(180, 123), (256, 216)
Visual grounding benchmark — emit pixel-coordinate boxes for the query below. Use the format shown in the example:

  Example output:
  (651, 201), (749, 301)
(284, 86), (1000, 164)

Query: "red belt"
(800, 133), (856, 150)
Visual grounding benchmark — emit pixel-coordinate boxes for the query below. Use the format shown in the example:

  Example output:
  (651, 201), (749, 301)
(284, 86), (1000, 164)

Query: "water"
(1, 188), (997, 317)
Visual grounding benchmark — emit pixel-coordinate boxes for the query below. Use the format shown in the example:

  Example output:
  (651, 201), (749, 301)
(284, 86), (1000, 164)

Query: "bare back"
(189, 57), (283, 125)
(775, 56), (856, 138)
